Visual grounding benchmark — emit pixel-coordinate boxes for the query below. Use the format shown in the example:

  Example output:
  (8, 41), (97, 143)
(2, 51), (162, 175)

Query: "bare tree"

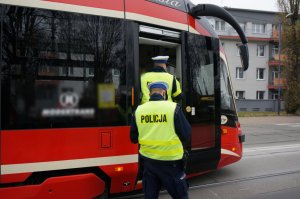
(277, 0), (300, 114)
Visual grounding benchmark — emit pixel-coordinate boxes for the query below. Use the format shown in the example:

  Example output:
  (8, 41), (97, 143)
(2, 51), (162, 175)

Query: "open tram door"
(136, 23), (222, 174)
(183, 32), (221, 174)
(184, 3), (250, 173)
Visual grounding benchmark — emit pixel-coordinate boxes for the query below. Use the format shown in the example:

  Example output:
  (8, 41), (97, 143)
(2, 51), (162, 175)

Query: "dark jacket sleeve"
(174, 104), (192, 146)
(130, 113), (139, 144)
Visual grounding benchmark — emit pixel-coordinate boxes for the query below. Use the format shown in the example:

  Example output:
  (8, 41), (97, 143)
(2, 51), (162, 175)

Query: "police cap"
(148, 81), (169, 91)
(152, 56), (169, 63)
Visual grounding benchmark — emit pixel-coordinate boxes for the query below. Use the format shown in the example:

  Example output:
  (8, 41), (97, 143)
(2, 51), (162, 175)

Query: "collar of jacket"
(151, 66), (166, 72)
(149, 93), (165, 101)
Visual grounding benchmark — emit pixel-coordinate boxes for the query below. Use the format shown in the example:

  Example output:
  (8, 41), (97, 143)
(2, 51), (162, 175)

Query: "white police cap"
(148, 81), (169, 91)
(152, 56), (169, 63)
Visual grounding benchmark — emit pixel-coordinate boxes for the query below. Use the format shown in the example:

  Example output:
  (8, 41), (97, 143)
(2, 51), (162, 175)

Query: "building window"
(252, 23), (265, 33)
(236, 67), (244, 79)
(62, 67), (74, 75)
(69, 67), (74, 75)
(236, 91), (245, 99)
(272, 70), (279, 79)
(272, 44), (279, 57)
(257, 45), (265, 57)
(256, 68), (265, 80)
(236, 44), (240, 56)
(62, 67), (67, 75)
(215, 20), (225, 31)
(256, 91), (265, 99)
(88, 68), (94, 76)
(272, 92), (279, 100)
(239, 23), (245, 31)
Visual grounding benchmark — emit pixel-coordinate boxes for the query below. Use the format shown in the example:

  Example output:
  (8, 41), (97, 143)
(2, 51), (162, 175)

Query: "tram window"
(187, 35), (215, 123)
(1, 5), (130, 129)
(220, 59), (235, 113)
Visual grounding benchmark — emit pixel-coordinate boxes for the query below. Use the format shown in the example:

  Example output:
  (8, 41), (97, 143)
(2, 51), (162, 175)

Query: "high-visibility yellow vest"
(140, 72), (181, 104)
(135, 101), (183, 161)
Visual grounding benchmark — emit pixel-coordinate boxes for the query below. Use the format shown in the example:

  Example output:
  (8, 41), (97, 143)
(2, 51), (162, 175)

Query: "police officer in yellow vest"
(140, 56), (182, 104)
(130, 81), (191, 199)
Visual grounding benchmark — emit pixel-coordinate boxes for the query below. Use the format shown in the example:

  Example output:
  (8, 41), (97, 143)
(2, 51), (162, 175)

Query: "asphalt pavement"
(157, 116), (300, 199)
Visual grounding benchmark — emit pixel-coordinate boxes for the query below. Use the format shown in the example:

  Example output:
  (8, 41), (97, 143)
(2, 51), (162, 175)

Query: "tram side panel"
(0, 127), (138, 197)
(0, 3), (138, 198)
(218, 57), (245, 169)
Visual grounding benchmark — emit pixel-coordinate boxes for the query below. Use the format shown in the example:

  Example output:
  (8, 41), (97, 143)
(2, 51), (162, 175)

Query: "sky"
(190, 0), (279, 12)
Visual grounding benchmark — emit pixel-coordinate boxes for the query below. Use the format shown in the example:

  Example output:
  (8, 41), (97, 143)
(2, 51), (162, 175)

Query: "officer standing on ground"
(140, 56), (182, 104)
(130, 81), (191, 199)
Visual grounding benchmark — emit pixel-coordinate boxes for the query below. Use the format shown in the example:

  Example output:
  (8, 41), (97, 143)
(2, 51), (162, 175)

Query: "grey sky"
(190, 0), (279, 12)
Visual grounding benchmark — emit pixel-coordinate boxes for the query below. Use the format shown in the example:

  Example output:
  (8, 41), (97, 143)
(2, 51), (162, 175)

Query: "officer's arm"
(130, 113), (139, 144)
(174, 105), (192, 145)
(172, 77), (182, 102)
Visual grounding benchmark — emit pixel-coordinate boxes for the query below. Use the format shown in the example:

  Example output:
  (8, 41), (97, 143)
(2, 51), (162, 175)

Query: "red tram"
(0, 0), (247, 198)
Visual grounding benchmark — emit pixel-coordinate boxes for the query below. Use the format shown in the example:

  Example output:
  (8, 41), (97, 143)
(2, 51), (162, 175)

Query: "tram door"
(138, 25), (182, 100)
(136, 24), (221, 174)
(183, 32), (221, 173)
(135, 25), (182, 181)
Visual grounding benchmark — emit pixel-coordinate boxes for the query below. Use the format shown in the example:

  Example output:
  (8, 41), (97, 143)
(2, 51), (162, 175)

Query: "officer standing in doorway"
(140, 56), (182, 104)
(130, 81), (191, 199)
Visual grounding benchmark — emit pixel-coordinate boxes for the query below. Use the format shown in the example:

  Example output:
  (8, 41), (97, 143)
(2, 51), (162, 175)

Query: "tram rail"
(111, 169), (300, 199)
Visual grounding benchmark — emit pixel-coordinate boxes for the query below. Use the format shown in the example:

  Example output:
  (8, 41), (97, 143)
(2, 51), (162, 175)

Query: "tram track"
(111, 169), (300, 199)
(188, 169), (300, 190)
(243, 143), (300, 154)
(111, 122), (300, 199)
(112, 143), (300, 198)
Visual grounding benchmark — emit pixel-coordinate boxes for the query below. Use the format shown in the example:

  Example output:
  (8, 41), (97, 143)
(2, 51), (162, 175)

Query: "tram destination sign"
(146, 0), (187, 12)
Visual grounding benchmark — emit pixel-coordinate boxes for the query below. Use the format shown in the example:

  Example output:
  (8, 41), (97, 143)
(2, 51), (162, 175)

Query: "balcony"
(273, 78), (286, 86)
(268, 78), (287, 90)
(268, 60), (282, 66)
(268, 54), (287, 66)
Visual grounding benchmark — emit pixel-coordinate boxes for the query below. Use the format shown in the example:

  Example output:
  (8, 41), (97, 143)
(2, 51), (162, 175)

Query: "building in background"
(207, 8), (286, 101)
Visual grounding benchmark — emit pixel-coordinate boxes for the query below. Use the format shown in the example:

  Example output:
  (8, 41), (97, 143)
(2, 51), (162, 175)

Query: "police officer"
(130, 81), (191, 199)
(140, 56), (182, 104)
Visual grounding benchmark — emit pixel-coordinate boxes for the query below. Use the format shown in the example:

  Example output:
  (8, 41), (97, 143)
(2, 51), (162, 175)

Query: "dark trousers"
(142, 158), (189, 199)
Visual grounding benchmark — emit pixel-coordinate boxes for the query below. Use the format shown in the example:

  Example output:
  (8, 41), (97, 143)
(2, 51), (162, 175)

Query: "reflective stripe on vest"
(140, 72), (174, 104)
(173, 78), (182, 98)
(135, 101), (183, 161)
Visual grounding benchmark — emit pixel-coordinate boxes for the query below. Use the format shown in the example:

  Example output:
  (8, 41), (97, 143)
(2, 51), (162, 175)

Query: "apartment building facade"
(208, 8), (285, 100)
